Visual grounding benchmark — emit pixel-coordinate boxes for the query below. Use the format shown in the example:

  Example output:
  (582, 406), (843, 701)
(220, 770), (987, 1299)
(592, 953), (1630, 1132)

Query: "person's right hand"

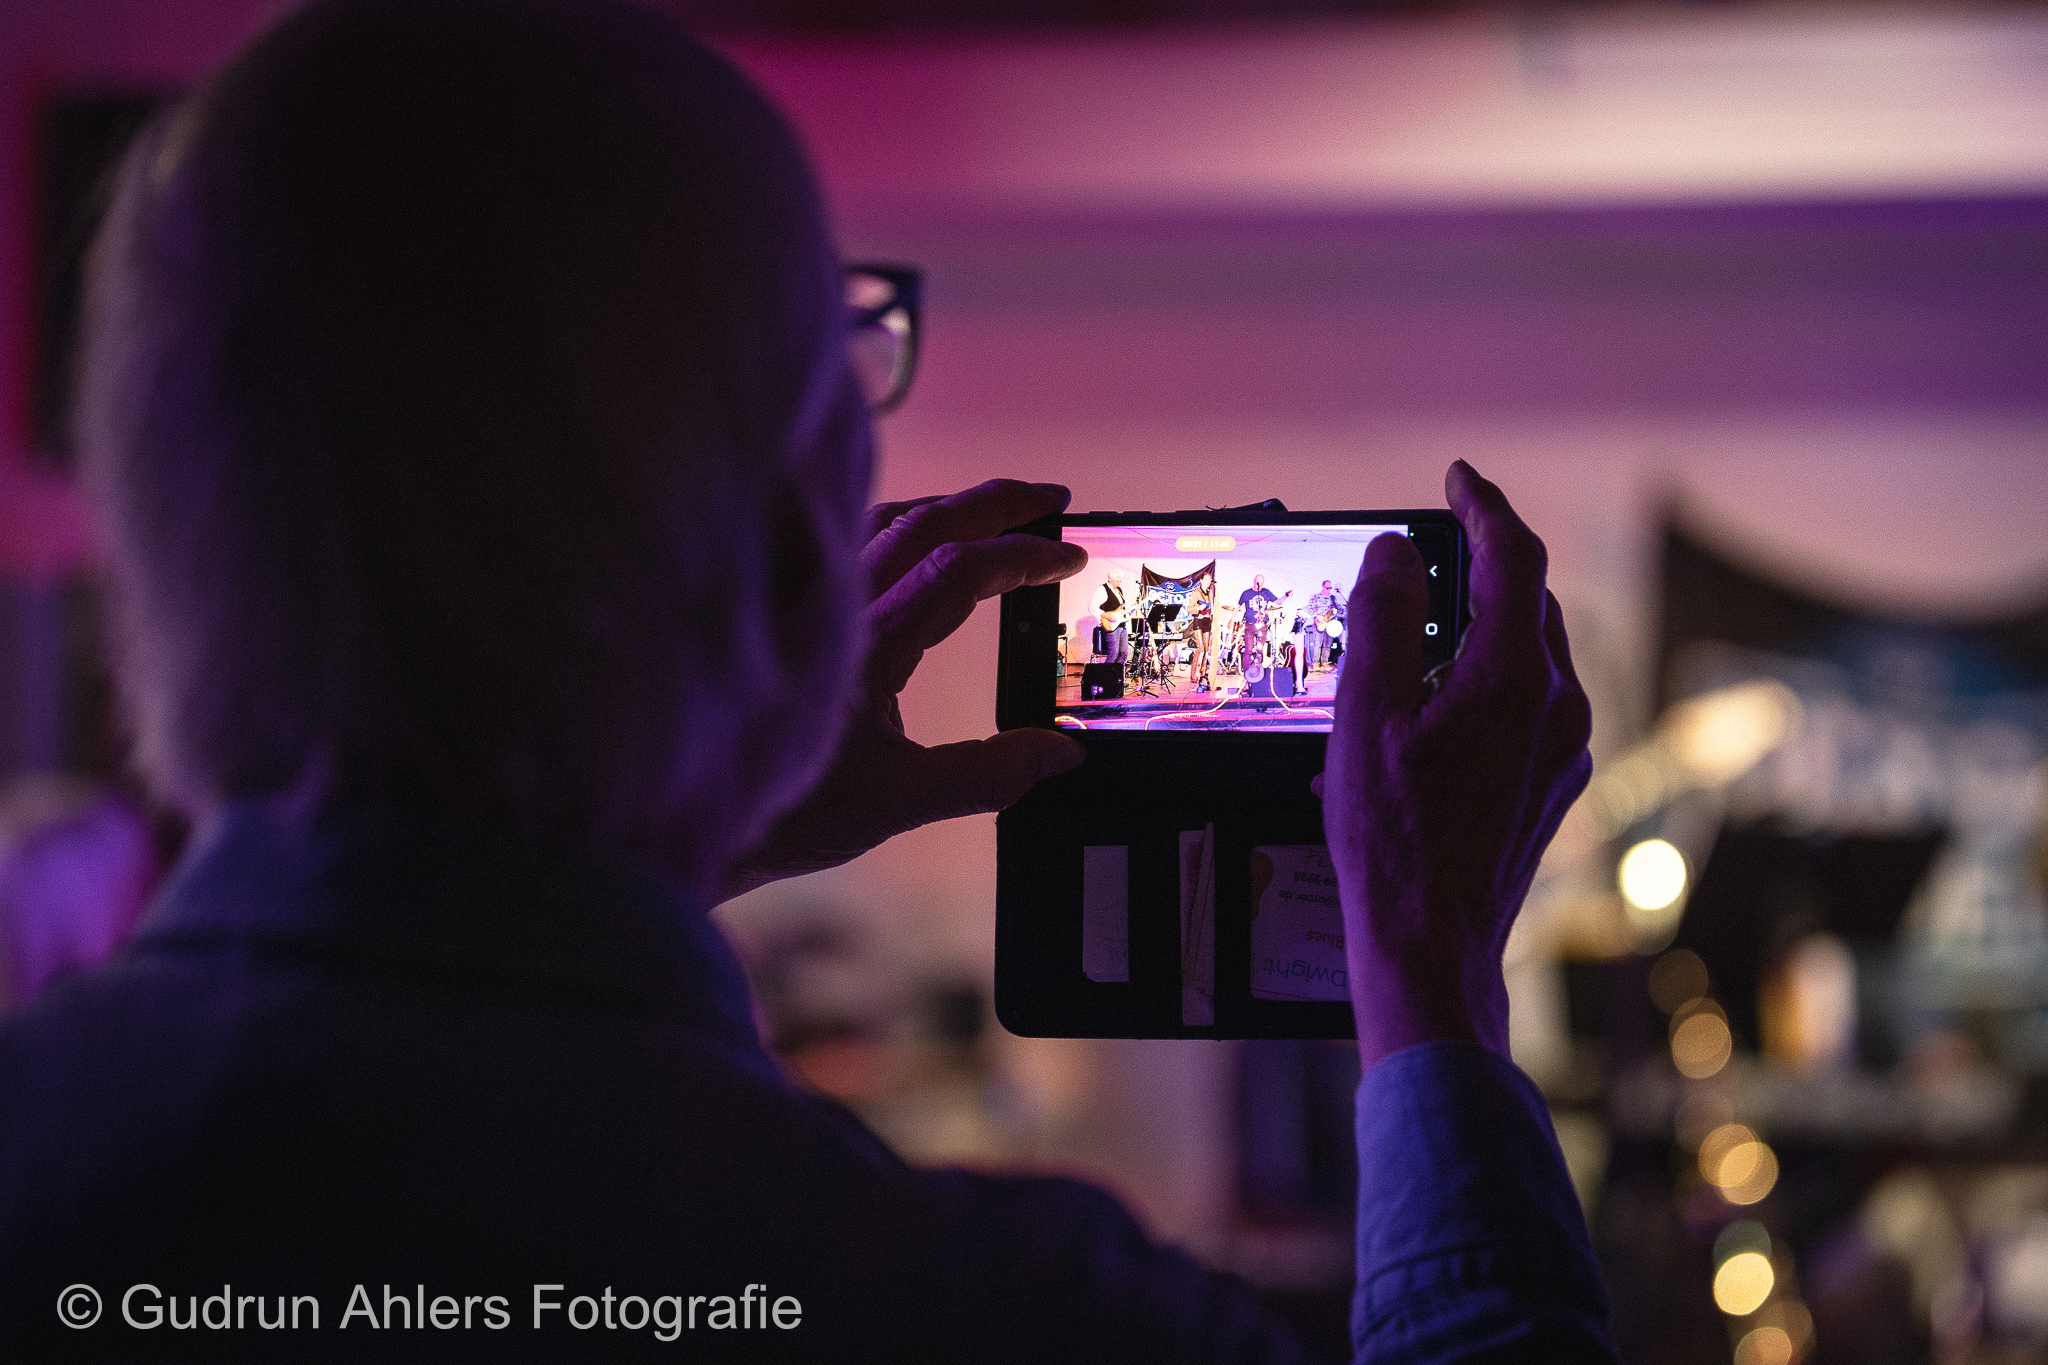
(718, 479), (1087, 903)
(1323, 462), (1592, 1072)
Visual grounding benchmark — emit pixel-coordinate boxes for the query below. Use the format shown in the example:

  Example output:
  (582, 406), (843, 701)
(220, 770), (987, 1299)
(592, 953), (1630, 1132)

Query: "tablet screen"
(1054, 522), (1406, 734)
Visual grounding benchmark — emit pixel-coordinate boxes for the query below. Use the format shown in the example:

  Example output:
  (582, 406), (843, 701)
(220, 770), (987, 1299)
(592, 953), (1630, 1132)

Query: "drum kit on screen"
(1124, 602), (1181, 697)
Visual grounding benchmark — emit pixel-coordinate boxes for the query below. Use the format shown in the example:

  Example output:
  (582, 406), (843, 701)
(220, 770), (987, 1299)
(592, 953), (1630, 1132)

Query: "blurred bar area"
(3, 1), (2046, 1361)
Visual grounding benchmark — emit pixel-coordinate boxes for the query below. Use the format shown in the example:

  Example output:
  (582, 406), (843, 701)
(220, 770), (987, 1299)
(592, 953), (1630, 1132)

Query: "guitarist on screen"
(1098, 571), (1130, 665)
(1305, 578), (1346, 674)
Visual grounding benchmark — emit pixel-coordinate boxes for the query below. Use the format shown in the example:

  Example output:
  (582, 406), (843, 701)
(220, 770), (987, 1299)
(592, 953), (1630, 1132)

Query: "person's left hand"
(718, 479), (1089, 902)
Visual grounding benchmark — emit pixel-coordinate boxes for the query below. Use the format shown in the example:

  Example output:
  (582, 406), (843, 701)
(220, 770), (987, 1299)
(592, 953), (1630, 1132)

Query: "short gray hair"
(76, 0), (870, 887)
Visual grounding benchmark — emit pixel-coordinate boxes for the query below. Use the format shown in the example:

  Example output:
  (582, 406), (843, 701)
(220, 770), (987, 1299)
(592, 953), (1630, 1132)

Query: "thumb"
(913, 729), (1086, 820)
(1339, 531), (1429, 720)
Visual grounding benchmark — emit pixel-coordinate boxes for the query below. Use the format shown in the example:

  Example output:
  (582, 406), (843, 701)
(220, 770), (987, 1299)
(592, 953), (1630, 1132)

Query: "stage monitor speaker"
(1080, 663), (1125, 700)
(1247, 667), (1297, 699)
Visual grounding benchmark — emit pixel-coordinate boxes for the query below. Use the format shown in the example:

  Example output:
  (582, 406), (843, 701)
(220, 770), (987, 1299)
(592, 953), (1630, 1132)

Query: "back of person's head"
(77, 0), (870, 888)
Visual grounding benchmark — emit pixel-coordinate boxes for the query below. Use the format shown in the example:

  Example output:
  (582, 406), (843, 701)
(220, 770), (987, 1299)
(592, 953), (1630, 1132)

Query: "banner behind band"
(1138, 561), (1218, 604)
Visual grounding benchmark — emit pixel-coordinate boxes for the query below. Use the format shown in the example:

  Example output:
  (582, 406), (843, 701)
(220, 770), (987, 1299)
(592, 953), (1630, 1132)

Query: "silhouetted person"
(0, 2), (1611, 1361)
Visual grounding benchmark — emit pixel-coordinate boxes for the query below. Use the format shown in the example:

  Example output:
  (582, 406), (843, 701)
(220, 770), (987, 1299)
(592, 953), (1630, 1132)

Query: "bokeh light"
(1698, 1123), (1780, 1204)
(1718, 1143), (1779, 1205)
(1734, 1324), (1795, 1365)
(1672, 1009), (1733, 1079)
(1717, 1139), (1764, 1186)
(1713, 1251), (1775, 1316)
(1621, 838), (1689, 912)
(1752, 1300), (1814, 1355)
(1699, 1123), (1757, 1181)
(1660, 679), (1801, 786)
(1649, 947), (1711, 1014)
(1761, 932), (1857, 1073)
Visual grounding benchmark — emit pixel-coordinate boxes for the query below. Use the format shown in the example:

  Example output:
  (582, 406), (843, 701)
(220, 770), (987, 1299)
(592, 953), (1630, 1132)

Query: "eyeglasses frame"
(843, 261), (923, 414)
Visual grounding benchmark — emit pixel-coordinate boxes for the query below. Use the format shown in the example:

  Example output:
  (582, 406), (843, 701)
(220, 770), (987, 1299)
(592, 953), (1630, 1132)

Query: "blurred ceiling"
(726, 5), (2048, 229)
(676, 0), (2048, 35)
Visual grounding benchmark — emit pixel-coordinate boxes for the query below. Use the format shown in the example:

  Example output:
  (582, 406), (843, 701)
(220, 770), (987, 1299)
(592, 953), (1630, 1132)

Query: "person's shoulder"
(917, 1169), (1308, 1360)
(0, 951), (203, 1111)
(0, 958), (228, 1288)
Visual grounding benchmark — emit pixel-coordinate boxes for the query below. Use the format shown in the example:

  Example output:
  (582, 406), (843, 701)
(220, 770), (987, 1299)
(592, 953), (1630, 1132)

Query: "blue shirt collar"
(130, 802), (773, 1070)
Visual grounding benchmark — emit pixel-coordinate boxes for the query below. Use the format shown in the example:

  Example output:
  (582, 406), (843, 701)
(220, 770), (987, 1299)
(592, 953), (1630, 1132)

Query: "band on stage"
(1092, 570), (1347, 695)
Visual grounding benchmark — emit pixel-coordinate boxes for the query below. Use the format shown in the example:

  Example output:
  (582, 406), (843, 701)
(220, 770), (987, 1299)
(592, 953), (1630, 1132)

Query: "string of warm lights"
(1650, 945), (1815, 1363)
